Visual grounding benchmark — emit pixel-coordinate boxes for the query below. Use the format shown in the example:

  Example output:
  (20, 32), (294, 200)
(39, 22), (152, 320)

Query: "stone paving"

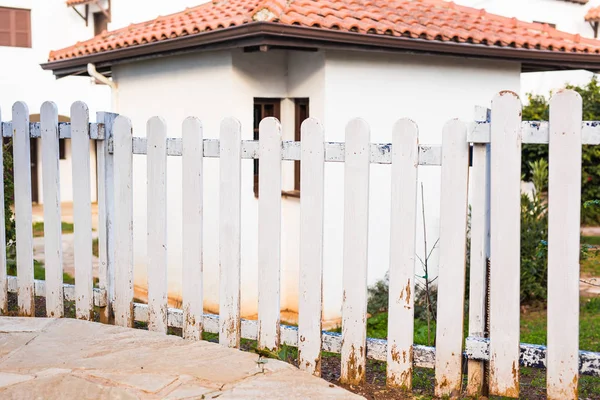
(0, 317), (362, 399)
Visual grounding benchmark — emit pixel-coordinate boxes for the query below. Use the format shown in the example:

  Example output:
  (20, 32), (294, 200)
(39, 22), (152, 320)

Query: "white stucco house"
(42, 0), (600, 324)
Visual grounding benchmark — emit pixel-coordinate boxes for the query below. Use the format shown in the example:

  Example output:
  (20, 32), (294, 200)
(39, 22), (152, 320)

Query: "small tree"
(522, 77), (600, 225)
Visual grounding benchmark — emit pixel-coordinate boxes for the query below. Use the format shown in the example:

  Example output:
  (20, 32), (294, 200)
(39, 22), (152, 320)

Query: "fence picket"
(489, 92), (522, 398)
(96, 112), (117, 323)
(71, 102), (94, 320)
(467, 107), (491, 395)
(298, 119), (325, 376)
(434, 120), (470, 398)
(182, 117), (203, 340)
(0, 107), (6, 314)
(387, 119), (419, 388)
(258, 117), (282, 352)
(547, 90), (582, 400)
(341, 119), (370, 385)
(219, 118), (242, 348)
(113, 116), (134, 327)
(147, 117), (168, 333)
(41, 102), (64, 318)
(12, 102), (34, 316)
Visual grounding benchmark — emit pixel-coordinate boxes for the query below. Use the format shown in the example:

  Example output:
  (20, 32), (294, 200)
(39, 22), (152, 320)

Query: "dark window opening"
(93, 12), (108, 36)
(253, 98), (281, 198)
(59, 140), (66, 160)
(0, 7), (31, 48)
(294, 99), (309, 192)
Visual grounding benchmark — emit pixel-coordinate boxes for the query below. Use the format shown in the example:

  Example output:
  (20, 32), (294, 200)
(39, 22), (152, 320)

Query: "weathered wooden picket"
(1, 90), (599, 399)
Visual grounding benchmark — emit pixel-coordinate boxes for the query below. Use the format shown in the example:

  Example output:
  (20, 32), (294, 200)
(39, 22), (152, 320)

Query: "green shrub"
(3, 142), (15, 248)
(522, 77), (600, 225)
(520, 159), (548, 303)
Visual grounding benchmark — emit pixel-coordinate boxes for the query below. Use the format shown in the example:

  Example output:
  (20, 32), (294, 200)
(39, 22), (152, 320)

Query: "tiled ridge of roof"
(586, 5), (600, 21)
(50, 0), (600, 62)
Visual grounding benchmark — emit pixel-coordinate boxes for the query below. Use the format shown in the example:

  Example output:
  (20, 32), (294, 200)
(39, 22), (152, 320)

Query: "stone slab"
(0, 317), (362, 399)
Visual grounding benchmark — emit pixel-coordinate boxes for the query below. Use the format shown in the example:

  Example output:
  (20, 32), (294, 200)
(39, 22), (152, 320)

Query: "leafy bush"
(522, 77), (600, 225)
(3, 142), (15, 248)
(520, 160), (548, 303)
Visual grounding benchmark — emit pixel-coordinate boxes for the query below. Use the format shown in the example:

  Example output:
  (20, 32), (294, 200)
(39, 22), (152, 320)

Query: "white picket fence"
(1, 90), (599, 399)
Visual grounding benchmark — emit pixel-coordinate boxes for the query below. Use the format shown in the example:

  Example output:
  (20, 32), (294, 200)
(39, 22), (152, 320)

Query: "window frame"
(253, 98), (281, 198)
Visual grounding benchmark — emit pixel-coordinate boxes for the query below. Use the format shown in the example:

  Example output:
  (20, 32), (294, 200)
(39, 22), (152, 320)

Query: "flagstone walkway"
(0, 317), (362, 399)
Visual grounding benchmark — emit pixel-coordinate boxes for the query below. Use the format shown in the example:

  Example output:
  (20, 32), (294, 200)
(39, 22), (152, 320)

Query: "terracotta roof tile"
(66, 0), (94, 6)
(50, 0), (600, 61)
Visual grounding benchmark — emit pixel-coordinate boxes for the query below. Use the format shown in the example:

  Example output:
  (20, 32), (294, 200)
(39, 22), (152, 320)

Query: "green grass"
(520, 297), (600, 352)
(581, 243), (600, 276)
(582, 235), (600, 246)
(7, 258), (74, 285)
(32, 221), (74, 237)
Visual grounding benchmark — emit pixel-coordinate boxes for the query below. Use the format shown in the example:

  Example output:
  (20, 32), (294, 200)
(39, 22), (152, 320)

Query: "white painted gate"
(1, 90), (598, 399)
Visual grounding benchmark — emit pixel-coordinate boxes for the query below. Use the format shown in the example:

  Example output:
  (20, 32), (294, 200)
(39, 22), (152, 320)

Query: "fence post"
(219, 117), (242, 348)
(386, 118), (419, 389)
(113, 116), (134, 327)
(147, 117), (168, 333)
(41, 102), (64, 318)
(298, 118), (325, 376)
(489, 91), (522, 398)
(71, 102), (94, 320)
(97, 111), (118, 324)
(12, 102), (34, 316)
(434, 119), (470, 398)
(546, 90), (582, 400)
(182, 117), (204, 340)
(467, 106), (491, 396)
(257, 117), (282, 352)
(341, 118), (370, 385)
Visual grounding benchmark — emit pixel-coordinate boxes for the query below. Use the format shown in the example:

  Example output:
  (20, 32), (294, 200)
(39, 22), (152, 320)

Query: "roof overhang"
(41, 22), (600, 78)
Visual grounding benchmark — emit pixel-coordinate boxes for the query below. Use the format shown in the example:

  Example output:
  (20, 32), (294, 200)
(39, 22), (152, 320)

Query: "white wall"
(321, 51), (520, 321)
(113, 51), (236, 314)
(112, 47), (520, 324)
(113, 49), (327, 318)
(0, 0), (111, 204)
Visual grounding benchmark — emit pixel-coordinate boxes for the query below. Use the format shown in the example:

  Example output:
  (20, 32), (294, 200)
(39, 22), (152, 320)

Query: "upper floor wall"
(456, 0), (600, 38)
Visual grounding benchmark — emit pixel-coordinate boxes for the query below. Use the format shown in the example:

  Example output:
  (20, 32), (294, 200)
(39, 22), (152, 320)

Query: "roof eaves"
(41, 22), (600, 76)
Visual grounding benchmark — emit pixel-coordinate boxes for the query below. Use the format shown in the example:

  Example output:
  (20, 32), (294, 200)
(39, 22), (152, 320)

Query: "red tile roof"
(586, 6), (600, 21)
(66, 0), (94, 6)
(50, 0), (600, 62)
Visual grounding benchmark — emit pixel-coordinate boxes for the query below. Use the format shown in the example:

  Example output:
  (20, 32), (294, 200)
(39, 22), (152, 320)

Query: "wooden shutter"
(0, 7), (31, 48)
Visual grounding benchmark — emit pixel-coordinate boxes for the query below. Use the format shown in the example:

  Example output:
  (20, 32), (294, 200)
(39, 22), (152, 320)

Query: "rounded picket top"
(258, 116), (282, 137)
(147, 116), (167, 140)
(392, 118), (419, 147)
(40, 101), (58, 117)
(12, 101), (29, 118)
(70, 101), (89, 117)
(492, 90), (522, 115)
(219, 117), (241, 142)
(182, 116), (203, 136)
(113, 115), (133, 147)
(442, 119), (468, 143)
(301, 118), (324, 144)
(549, 88), (582, 113)
(345, 118), (370, 143)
